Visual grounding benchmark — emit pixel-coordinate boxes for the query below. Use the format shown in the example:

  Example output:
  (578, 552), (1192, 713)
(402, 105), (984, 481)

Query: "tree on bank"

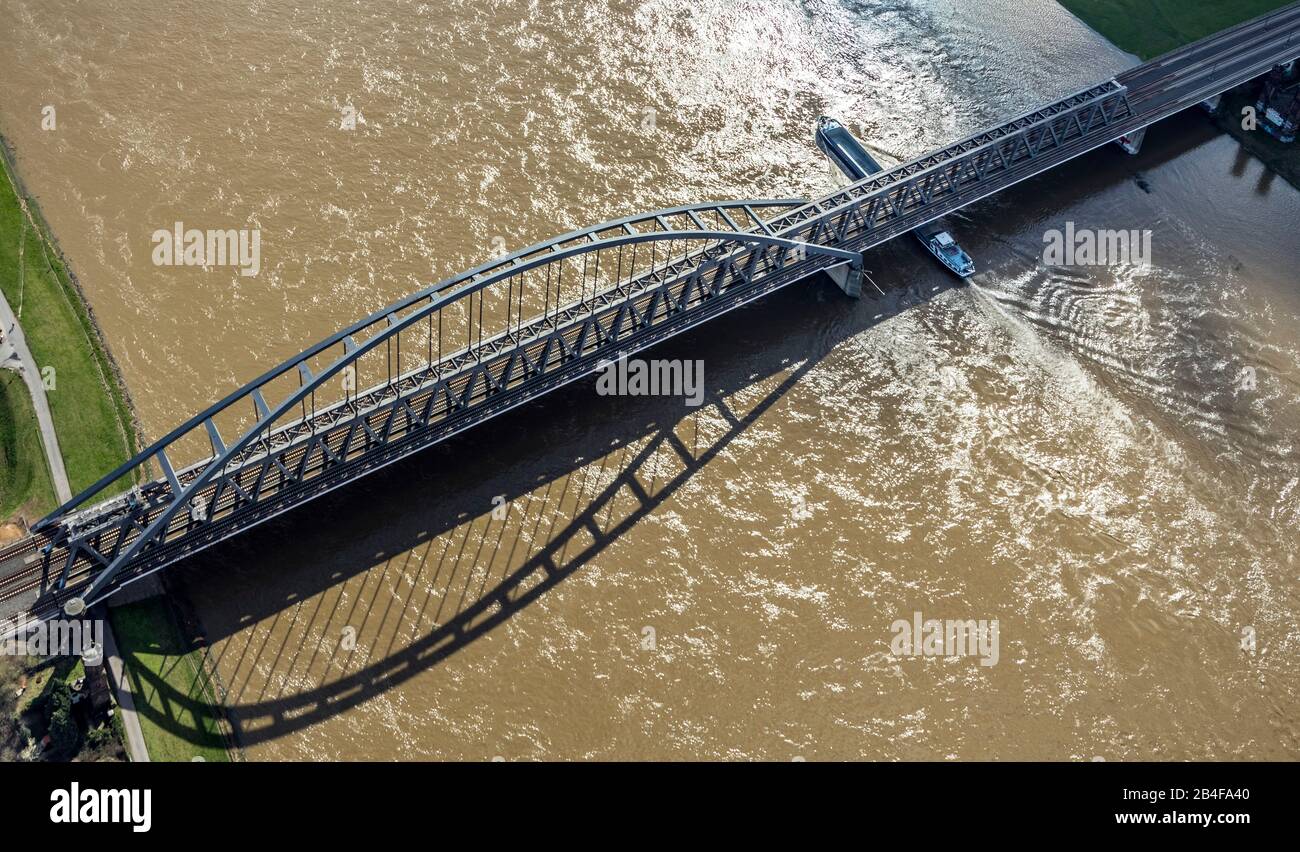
(45, 677), (79, 759)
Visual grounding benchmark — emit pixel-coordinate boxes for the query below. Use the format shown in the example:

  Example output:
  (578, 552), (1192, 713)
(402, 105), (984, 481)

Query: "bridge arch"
(39, 199), (807, 530)
(70, 224), (860, 606)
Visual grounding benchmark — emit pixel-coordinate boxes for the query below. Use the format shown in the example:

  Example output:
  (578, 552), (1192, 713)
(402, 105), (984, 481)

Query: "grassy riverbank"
(1, 144), (231, 764)
(0, 142), (138, 524)
(109, 598), (231, 762)
(1059, 1), (1293, 59)
(1061, 1), (1299, 188)
(0, 370), (55, 520)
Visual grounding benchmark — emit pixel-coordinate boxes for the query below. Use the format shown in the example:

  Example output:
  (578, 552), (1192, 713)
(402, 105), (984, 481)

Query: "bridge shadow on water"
(147, 255), (956, 749)
(143, 111), (1223, 751)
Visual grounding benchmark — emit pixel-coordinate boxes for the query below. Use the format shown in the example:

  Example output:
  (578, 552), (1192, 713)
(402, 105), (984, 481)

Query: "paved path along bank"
(0, 284), (71, 503)
(99, 612), (150, 762)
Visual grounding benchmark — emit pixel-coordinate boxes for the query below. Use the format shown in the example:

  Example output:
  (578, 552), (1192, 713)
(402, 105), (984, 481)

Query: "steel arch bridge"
(25, 198), (865, 610)
(2, 0), (1298, 628)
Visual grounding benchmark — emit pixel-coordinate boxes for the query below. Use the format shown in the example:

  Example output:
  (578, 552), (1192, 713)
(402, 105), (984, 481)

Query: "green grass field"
(1062, 1), (1299, 190)
(0, 147), (137, 520)
(0, 370), (55, 520)
(1060, 1), (1294, 59)
(109, 598), (231, 762)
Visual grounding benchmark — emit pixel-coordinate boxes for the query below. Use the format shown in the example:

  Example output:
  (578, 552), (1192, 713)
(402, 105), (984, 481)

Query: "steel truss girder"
(35, 199), (806, 530)
(29, 199), (803, 600)
(766, 81), (1136, 247)
(33, 1), (1300, 612)
(61, 229), (858, 605)
(27, 84), (1146, 609)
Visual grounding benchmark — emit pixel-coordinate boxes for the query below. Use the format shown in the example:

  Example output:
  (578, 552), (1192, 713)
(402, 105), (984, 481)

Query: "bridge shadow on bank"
(140, 111), (1223, 751)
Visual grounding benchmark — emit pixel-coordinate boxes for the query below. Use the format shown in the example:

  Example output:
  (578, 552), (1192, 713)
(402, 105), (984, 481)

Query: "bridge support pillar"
(824, 260), (863, 298)
(80, 639), (112, 715)
(1116, 127), (1146, 155)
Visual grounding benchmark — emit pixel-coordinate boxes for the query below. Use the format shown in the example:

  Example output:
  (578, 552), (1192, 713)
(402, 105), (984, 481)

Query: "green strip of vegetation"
(0, 143), (138, 517)
(1061, 1), (1299, 189)
(0, 370), (55, 520)
(1059, 1), (1293, 60)
(108, 598), (231, 762)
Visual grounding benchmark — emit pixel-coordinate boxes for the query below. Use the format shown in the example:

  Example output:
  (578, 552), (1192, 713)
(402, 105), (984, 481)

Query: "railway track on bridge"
(3, 1), (1299, 639)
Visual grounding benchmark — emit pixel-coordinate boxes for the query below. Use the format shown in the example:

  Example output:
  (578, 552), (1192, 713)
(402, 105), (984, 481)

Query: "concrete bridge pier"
(1116, 127), (1147, 155)
(824, 259), (864, 298)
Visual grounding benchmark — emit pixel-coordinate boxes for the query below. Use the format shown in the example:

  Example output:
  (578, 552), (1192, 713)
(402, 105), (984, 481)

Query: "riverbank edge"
(1, 134), (162, 763)
(1058, 1), (1300, 191)
(0, 133), (145, 506)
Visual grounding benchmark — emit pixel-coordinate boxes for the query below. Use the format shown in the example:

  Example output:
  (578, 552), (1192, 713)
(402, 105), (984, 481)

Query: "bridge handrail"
(36, 198), (806, 531)
(77, 228), (860, 603)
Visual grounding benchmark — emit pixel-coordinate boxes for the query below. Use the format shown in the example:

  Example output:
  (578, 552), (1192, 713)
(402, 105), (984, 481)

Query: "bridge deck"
(3, 1), (1298, 637)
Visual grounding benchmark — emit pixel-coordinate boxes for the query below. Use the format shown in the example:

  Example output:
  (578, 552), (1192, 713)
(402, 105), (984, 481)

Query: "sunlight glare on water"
(0, 0), (1296, 759)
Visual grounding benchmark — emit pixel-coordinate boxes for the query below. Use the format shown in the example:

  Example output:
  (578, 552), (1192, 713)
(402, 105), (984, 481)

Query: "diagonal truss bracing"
(40, 202), (861, 607)
(23, 0), (1300, 615)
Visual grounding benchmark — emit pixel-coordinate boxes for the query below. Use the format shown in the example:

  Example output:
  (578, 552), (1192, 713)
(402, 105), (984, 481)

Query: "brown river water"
(1, 0), (1298, 759)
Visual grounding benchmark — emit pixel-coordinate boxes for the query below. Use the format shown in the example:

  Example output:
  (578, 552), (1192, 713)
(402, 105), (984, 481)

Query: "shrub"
(45, 679), (79, 759)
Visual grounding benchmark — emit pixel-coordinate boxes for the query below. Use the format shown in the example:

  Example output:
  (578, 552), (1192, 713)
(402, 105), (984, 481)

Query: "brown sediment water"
(0, 0), (1297, 759)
